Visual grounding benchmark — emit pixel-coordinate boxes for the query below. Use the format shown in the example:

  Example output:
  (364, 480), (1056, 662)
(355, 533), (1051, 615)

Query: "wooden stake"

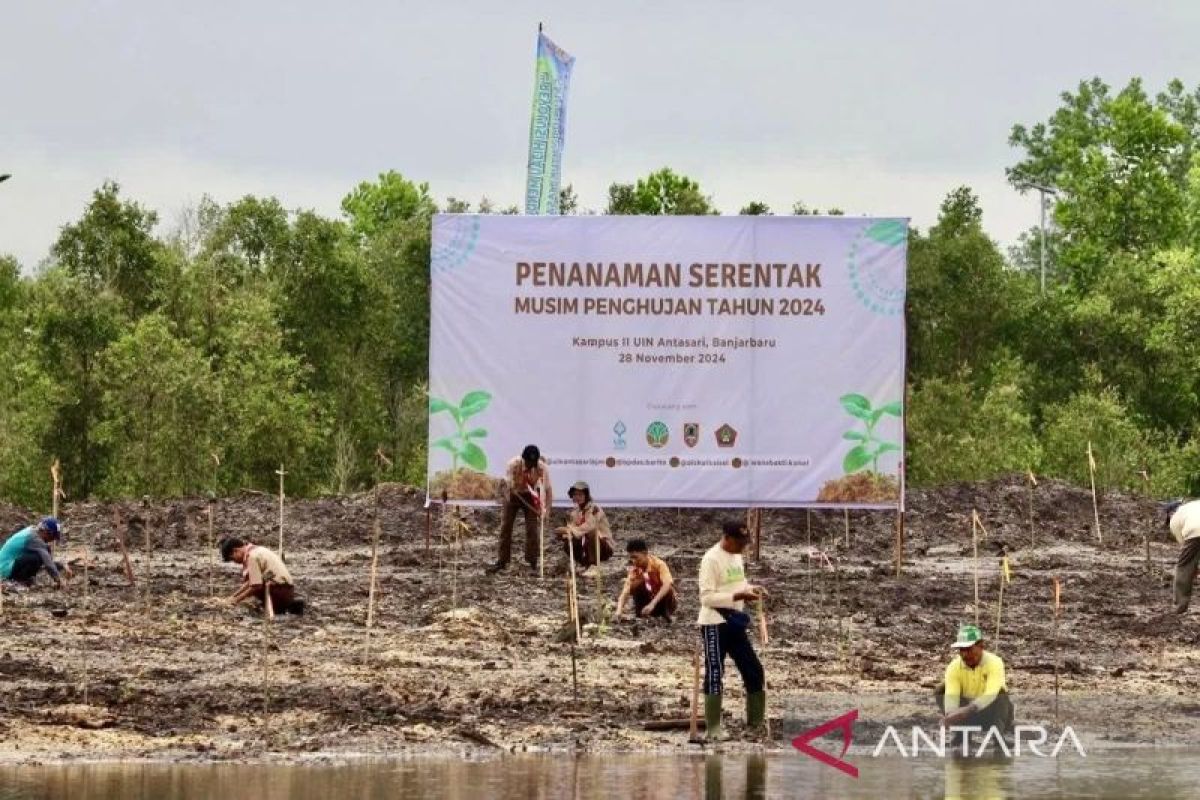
(566, 531), (581, 641)
(570, 644), (578, 702)
(1027, 469), (1037, 549)
(805, 510), (812, 548)
(689, 645), (700, 741)
(539, 514), (546, 580)
(1052, 577), (1061, 724)
(112, 507), (135, 586)
(276, 465), (286, 560)
(262, 580), (274, 737)
(207, 499), (215, 598)
(425, 504), (431, 554)
(365, 493), (382, 659)
(51, 458), (61, 519)
(82, 533), (92, 705)
(972, 510), (980, 625)
(758, 598), (771, 739)
(843, 509), (850, 549)
(994, 557), (1006, 653)
(1140, 470), (1152, 575)
(1087, 441), (1102, 544)
(894, 509), (904, 577)
(753, 508), (762, 562)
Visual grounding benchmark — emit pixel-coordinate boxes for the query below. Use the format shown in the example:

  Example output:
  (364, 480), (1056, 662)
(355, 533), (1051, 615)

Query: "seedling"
(838, 394), (902, 473)
(430, 390), (492, 471)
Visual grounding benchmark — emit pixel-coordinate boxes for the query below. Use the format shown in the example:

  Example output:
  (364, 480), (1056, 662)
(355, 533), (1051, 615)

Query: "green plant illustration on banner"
(839, 393), (902, 473)
(429, 390), (492, 471)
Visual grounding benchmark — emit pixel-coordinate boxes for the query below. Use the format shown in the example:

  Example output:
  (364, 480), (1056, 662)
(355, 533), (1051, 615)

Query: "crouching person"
(0, 517), (71, 589)
(220, 537), (305, 614)
(936, 623), (1014, 743)
(614, 539), (677, 621)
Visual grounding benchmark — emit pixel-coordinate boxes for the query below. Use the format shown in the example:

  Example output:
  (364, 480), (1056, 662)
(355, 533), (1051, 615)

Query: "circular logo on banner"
(431, 215), (481, 273)
(847, 220), (906, 317)
(646, 421), (669, 448)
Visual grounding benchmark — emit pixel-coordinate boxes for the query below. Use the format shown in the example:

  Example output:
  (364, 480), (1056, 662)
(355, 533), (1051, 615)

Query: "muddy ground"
(0, 476), (1196, 763)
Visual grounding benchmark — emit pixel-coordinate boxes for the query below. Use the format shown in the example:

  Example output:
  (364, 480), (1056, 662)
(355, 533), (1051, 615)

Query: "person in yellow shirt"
(936, 623), (1013, 736)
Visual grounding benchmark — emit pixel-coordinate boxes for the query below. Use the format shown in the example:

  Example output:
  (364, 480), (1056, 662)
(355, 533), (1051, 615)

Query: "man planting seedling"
(0, 517), (71, 589)
(1166, 498), (1200, 613)
(220, 537), (305, 614)
(555, 480), (613, 574)
(614, 538), (676, 620)
(487, 444), (553, 574)
(936, 623), (1014, 745)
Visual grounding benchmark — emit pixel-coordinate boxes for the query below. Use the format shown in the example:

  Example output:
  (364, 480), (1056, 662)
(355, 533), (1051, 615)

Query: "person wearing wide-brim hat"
(555, 480), (613, 574)
(0, 517), (72, 589)
(936, 623), (1014, 737)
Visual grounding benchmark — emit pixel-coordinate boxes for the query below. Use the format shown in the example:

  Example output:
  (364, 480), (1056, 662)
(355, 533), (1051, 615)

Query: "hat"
(38, 517), (61, 540)
(951, 623), (984, 649)
(568, 481), (590, 497)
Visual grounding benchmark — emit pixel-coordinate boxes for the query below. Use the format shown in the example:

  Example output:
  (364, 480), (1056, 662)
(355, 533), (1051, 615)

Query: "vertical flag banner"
(524, 31), (575, 215)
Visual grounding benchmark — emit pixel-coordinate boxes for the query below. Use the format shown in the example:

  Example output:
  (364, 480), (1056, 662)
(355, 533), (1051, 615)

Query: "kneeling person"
(556, 481), (614, 571)
(937, 623), (1014, 737)
(0, 517), (71, 589)
(220, 537), (305, 614)
(615, 539), (677, 620)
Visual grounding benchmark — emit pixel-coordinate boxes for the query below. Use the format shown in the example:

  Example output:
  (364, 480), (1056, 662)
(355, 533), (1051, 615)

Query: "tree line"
(1, 76), (1198, 506)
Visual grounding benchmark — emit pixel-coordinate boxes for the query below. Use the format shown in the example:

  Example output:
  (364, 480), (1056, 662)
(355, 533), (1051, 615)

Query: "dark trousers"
(565, 532), (613, 568)
(497, 492), (539, 567)
(701, 622), (764, 696)
(934, 685), (1015, 735)
(1175, 537), (1200, 613)
(9, 553), (62, 585)
(633, 584), (677, 618)
(253, 583), (302, 614)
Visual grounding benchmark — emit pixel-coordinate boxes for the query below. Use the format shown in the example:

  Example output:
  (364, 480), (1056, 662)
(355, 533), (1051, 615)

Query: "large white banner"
(428, 215), (907, 508)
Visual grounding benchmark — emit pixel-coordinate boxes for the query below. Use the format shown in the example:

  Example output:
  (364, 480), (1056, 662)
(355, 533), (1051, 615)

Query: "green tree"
(341, 171), (436, 239)
(606, 168), (716, 215)
(94, 314), (215, 496)
(739, 201), (772, 215)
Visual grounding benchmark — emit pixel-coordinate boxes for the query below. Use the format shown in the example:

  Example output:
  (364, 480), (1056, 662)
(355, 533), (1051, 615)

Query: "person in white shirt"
(1167, 499), (1200, 613)
(697, 520), (768, 740)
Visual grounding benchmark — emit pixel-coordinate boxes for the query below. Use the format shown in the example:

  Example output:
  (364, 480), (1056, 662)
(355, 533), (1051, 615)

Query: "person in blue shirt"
(0, 517), (71, 589)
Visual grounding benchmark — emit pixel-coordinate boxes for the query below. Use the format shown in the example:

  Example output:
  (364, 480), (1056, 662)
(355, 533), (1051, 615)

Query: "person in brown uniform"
(556, 480), (614, 573)
(487, 444), (553, 574)
(614, 538), (677, 621)
(221, 537), (305, 614)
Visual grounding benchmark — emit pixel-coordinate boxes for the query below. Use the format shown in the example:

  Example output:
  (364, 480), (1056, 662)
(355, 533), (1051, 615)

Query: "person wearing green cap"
(555, 480), (613, 573)
(936, 623), (1014, 737)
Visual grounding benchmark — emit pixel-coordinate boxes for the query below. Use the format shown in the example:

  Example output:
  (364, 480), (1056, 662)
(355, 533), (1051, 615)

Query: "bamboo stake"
(451, 505), (462, 610)
(566, 530), (581, 641)
(365, 493), (382, 659)
(570, 644), (578, 702)
(689, 645), (701, 741)
(1052, 577), (1061, 725)
(972, 510), (980, 625)
(112, 507), (135, 586)
(1087, 442), (1102, 544)
(758, 599), (771, 738)
(1140, 470), (1152, 575)
(425, 504), (431, 554)
(805, 510), (812, 548)
(207, 498), (215, 598)
(539, 514), (545, 580)
(843, 509), (850, 549)
(276, 465), (287, 560)
(994, 554), (1007, 653)
(81, 533), (92, 705)
(262, 580), (274, 737)
(1027, 469), (1037, 549)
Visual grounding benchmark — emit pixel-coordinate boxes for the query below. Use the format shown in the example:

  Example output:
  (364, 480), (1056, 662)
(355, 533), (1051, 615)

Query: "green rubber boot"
(746, 691), (767, 735)
(704, 694), (724, 741)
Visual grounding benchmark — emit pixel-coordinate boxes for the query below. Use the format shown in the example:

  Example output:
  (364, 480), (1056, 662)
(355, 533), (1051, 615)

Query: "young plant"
(430, 390), (492, 471)
(839, 394), (902, 473)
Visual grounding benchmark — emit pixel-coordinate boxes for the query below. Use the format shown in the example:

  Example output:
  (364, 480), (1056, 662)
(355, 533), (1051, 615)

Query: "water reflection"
(0, 750), (1198, 799)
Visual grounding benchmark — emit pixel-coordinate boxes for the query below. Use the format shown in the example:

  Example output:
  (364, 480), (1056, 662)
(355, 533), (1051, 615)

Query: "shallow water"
(0, 750), (1196, 799)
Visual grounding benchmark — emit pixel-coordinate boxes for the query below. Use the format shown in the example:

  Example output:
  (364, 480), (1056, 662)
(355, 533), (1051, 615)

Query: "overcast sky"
(4, 1), (1199, 270)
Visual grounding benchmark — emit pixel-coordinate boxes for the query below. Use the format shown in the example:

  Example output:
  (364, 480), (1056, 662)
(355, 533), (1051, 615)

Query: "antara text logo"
(792, 710), (1087, 778)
